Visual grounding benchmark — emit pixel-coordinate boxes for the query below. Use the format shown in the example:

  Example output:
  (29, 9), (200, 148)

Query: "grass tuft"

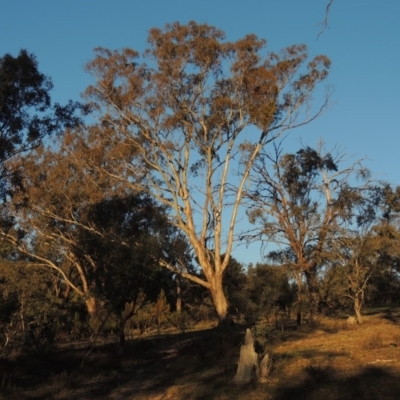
(364, 332), (384, 350)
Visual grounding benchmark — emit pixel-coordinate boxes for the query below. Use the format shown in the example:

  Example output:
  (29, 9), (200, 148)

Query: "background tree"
(77, 193), (185, 345)
(0, 251), (63, 352)
(247, 142), (370, 323)
(365, 190), (400, 306)
(0, 50), (84, 224)
(328, 223), (400, 323)
(153, 290), (171, 334)
(0, 132), (110, 327)
(84, 21), (330, 324)
(327, 185), (400, 322)
(0, 131), (185, 341)
(245, 263), (294, 327)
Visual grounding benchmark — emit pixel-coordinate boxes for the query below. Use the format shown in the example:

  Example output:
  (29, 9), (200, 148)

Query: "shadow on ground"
(274, 365), (400, 400)
(2, 316), (400, 399)
(0, 327), (245, 400)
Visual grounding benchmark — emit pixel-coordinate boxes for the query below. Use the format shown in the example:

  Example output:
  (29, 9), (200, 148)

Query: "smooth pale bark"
(85, 296), (104, 334)
(162, 259), (232, 325)
(354, 293), (363, 324)
(210, 278), (230, 326)
(85, 297), (98, 321)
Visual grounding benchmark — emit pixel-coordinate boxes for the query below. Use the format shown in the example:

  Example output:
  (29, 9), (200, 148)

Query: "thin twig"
(317, 0), (334, 40)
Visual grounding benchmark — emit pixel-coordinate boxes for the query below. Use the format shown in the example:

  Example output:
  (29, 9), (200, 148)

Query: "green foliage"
(0, 261), (62, 352)
(318, 266), (352, 313)
(154, 290), (171, 334)
(0, 49), (84, 204)
(169, 311), (192, 333)
(251, 323), (276, 351)
(0, 278), (19, 328)
(222, 256), (248, 316)
(366, 269), (400, 305)
(69, 311), (89, 340)
(133, 303), (154, 335)
(75, 194), (183, 322)
(244, 263), (295, 325)
(129, 290), (174, 335)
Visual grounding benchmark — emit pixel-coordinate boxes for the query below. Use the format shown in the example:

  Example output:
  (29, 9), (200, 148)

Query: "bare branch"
(317, 0), (335, 40)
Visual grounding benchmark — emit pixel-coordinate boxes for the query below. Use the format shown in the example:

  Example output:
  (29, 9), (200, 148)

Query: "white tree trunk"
(354, 294), (363, 324)
(210, 277), (230, 325)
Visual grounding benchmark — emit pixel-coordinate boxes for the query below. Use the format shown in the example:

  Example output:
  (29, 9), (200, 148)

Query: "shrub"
(169, 312), (192, 333)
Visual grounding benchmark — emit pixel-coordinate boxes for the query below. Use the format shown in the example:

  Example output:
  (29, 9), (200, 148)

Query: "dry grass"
(268, 311), (400, 399)
(1, 308), (400, 399)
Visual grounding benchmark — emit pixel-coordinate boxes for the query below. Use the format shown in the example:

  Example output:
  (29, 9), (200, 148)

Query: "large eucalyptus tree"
(83, 21), (331, 324)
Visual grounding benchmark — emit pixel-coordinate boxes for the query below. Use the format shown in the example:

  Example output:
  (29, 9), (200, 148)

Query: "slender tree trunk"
(354, 293), (363, 324)
(85, 297), (97, 320)
(304, 269), (320, 320)
(117, 304), (137, 347)
(85, 296), (102, 334)
(53, 280), (61, 298)
(294, 272), (303, 326)
(296, 298), (302, 327)
(64, 284), (71, 300)
(118, 312), (126, 347)
(176, 275), (182, 313)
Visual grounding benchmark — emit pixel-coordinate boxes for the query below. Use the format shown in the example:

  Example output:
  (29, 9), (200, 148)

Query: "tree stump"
(347, 316), (356, 325)
(258, 353), (270, 383)
(233, 329), (258, 384)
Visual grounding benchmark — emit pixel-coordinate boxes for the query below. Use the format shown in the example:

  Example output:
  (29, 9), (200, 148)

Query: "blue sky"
(1, 0), (399, 265)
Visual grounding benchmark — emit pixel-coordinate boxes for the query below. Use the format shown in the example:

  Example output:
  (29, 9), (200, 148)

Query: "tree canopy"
(0, 50), (85, 228)
(83, 21), (331, 323)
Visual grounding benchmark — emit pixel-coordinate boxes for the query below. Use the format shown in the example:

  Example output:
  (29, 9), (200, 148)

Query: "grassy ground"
(1, 308), (400, 399)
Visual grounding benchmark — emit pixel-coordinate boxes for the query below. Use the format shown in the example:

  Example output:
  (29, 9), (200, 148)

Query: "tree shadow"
(273, 348), (350, 363)
(274, 365), (400, 400)
(382, 307), (400, 325)
(2, 322), (400, 399)
(0, 326), (246, 399)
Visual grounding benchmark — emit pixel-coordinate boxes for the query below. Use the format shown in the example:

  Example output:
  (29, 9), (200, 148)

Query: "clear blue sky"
(1, 0), (399, 265)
